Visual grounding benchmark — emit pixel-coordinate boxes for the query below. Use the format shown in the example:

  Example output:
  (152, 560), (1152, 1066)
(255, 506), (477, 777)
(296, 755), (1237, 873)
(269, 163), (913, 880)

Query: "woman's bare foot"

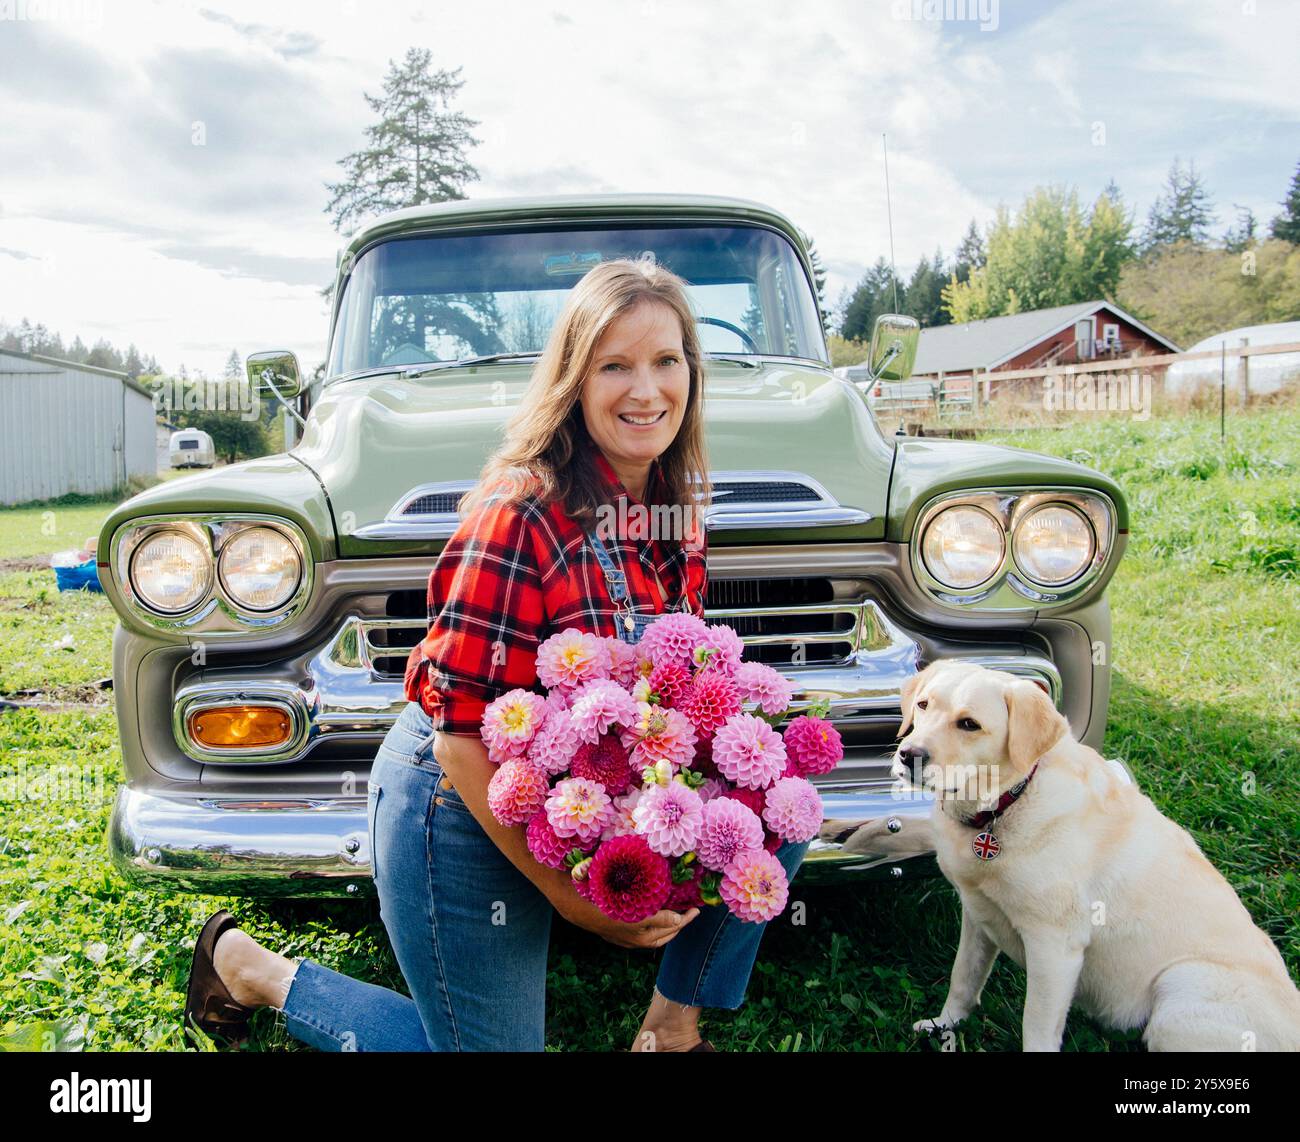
(632, 987), (705, 1051)
(211, 927), (299, 1010)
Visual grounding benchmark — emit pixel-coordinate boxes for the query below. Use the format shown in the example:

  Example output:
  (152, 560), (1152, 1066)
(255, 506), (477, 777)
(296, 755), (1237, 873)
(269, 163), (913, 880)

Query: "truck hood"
(292, 360), (894, 556)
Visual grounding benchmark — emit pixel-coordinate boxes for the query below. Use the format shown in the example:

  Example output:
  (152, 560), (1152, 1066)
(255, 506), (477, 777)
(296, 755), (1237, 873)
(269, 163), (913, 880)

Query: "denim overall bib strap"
(586, 527), (651, 644)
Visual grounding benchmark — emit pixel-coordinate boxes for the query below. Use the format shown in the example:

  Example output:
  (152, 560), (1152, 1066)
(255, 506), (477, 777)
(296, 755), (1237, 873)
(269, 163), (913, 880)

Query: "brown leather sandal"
(183, 909), (258, 1047)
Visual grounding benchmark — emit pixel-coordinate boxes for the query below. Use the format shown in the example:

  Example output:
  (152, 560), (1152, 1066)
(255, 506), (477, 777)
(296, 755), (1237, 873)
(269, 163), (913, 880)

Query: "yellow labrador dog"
(894, 660), (1300, 1052)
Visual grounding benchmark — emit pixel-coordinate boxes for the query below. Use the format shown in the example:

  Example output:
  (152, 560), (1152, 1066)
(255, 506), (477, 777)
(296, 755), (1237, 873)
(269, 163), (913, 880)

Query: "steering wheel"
(697, 316), (759, 354)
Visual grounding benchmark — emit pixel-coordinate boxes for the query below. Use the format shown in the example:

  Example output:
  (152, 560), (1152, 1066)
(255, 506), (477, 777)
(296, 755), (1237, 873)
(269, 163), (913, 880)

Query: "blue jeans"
(280, 699), (809, 1051)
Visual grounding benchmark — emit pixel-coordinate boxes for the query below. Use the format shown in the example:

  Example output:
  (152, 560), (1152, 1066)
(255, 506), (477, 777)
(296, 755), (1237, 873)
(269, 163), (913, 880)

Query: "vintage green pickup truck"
(98, 193), (1126, 896)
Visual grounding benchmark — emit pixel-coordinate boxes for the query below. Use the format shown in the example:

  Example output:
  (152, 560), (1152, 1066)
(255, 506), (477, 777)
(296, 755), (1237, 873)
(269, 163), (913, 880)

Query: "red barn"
(912, 301), (1179, 400)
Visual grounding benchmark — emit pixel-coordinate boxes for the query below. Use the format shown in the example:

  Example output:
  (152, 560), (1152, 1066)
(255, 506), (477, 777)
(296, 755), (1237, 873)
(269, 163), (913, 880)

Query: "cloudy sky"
(0, 0), (1297, 376)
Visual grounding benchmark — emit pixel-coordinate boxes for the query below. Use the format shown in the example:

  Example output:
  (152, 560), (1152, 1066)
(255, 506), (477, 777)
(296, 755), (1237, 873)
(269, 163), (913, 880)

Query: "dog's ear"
(1004, 678), (1069, 775)
(898, 660), (950, 738)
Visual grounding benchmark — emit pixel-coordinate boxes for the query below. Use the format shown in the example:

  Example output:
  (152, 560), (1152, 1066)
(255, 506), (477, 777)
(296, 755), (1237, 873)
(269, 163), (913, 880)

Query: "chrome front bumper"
(107, 776), (940, 898)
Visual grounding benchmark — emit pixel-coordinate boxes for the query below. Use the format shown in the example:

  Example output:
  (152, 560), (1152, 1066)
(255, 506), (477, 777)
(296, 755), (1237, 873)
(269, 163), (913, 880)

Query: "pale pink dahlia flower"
(638, 612), (710, 670)
(536, 628), (612, 691)
(568, 679), (639, 744)
(601, 787), (644, 841)
(781, 714), (843, 777)
(544, 776), (614, 842)
(732, 661), (796, 717)
(486, 759), (549, 826)
(527, 708), (583, 776)
(480, 689), (548, 761)
(712, 713), (788, 789)
(720, 847), (789, 922)
(692, 623), (745, 674)
(696, 797), (765, 872)
(633, 780), (704, 857)
(762, 775), (823, 842)
(605, 636), (640, 686)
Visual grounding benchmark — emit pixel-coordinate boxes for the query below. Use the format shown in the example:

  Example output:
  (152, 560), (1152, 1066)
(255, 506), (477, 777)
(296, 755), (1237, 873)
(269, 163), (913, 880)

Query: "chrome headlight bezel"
(911, 487), (1116, 610)
(111, 513), (313, 633)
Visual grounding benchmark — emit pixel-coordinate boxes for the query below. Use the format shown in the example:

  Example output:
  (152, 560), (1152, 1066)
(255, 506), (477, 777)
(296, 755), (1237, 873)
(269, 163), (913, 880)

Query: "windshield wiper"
(403, 352), (541, 378)
(704, 353), (760, 369)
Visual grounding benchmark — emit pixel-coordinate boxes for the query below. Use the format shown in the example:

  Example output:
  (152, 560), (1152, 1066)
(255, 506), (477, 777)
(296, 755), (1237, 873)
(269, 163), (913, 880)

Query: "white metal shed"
(0, 349), (157, 506)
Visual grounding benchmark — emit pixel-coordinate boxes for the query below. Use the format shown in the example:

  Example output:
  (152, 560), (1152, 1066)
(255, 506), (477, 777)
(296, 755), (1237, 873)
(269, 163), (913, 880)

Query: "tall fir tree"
(325, 48), (481, 236)
(1141, 157), (1216, 253)
(1269, 159), (1300, 244)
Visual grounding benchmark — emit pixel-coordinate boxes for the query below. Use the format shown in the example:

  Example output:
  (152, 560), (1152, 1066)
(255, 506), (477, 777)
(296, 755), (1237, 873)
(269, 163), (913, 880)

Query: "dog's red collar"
(958, 763), (1039, 829)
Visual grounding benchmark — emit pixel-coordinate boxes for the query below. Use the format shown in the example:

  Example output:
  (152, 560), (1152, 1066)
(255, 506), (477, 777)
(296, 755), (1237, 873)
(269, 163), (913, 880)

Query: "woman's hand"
(555, 891), (701, 949)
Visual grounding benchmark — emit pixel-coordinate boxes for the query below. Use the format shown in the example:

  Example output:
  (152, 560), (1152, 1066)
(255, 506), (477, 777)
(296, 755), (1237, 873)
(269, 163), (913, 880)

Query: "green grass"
(1, 412), (1297, 1052)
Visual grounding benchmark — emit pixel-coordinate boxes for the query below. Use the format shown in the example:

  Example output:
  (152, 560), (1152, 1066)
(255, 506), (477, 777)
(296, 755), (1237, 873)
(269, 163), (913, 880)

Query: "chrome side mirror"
(247, 350), (304, 399)
(866, 314), (919, 383)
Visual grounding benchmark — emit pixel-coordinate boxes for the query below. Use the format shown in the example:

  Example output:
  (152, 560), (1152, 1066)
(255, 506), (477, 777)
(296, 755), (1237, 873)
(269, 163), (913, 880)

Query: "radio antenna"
(882, 132), (900, 313)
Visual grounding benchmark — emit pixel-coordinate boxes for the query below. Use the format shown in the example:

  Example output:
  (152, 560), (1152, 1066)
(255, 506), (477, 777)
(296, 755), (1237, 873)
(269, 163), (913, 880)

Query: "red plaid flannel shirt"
(403, 451), (708, 735)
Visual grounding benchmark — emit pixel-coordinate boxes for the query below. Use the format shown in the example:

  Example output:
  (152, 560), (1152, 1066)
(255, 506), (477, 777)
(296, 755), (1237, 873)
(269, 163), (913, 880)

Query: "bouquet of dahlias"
(479, 613), (844, 924)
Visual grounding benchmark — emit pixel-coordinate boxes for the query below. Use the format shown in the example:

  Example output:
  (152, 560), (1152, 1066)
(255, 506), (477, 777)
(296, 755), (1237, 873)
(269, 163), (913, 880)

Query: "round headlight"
(921, 506), (1005, 590)
(218, 527), (301, 611)
(1013, 504), (1094, 585)
(129, 530), (212, 613)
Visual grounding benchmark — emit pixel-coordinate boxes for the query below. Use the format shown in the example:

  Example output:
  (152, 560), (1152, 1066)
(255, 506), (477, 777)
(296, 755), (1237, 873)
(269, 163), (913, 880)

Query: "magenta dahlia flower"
(536, 628), (612, 691)
(525, 810), (595, 869)
(622, 702), (697, 772)
(544, 776), (613, 842)
(527, 708), (583, 776)
(782, 714), (843, 777)
(638, 612), (710, 670)
(632, 780), (704, 857)
(712, 713), (788, 789)
(762, 775), (823, 843)
(587, 834), (672, 922)
(678, 670), (742, 740)
(720, 847), (789, 922)
(480, 689), (548, 761)
(648, 659), (693, 708)
(570, 732), (633, 796)
(665, 870), (704, 912)
(732, 661), (796, 716)
(486, 758), (549, 826)
(696, 796), (765, 872)
(568, 679), (639, 744)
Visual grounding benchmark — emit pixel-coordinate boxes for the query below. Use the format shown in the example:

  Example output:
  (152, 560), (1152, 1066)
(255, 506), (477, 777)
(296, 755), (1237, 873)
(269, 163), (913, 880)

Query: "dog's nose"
(898, 745), (930, 783)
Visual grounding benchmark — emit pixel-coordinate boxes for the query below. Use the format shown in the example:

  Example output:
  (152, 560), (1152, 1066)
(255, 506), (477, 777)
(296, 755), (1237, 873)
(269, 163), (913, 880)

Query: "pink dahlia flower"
(678, 670), (742, 741)
(696, 776), (728, 803)
(712, 713), (788, 789)
(568, 679), (639, 744)
(732, 661), (796, 717)
(605, 636), (640, 687)
(480, 689), (548, 761)
(720, 847), (789, 922)
(527, 708), (583, 776)
(638, 612), (710, 670)
(525, 810), (594, 869)
(570, 732), (633, 796)
(486, 759), (549, 826)
(762, 775), (823, 843)
(692, 623), (745, 675)
(633, 780), (704, 857)
(622, 702), (697, 772)
(536, 628), (612, 691)
(696, 797), (765, 872)
(782, 715), (843, 777)
(602, 787), (644, 841)
(544, 776), (613, 842)
(587, 834), (672, 922)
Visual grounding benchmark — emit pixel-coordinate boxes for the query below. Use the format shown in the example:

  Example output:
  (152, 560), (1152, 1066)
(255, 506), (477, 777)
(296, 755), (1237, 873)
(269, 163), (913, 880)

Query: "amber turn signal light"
(189, 705), (292, 749)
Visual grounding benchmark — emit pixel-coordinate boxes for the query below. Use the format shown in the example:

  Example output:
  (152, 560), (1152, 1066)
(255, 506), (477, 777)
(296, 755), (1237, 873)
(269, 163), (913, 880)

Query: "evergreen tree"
(1223, 205), (1258, 253)
(224, 349), (243, 379)
(1269, 159), (1300, 244)
(325, 48), (481, 236)
(1141, 157), (1216, 253)
(840, 258), (905, 341)
(903, 250), (949, 327)
(953, 219), (986, 284)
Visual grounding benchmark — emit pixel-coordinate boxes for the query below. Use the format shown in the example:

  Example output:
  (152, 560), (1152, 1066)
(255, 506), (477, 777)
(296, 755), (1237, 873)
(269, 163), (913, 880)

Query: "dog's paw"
(912, 1015), (955, 1035)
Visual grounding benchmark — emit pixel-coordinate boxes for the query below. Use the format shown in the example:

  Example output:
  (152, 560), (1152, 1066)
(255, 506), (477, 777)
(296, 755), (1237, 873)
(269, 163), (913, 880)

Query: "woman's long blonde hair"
(459, 254), (711, 534)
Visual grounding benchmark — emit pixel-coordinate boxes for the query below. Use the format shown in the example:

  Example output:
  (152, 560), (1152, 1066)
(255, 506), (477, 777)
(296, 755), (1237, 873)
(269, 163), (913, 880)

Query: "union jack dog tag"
(971, 831), (1001, 860)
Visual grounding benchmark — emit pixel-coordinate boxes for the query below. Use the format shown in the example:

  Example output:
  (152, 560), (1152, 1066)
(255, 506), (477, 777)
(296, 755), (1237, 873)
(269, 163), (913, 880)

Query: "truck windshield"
(326, 223), (826, 378)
